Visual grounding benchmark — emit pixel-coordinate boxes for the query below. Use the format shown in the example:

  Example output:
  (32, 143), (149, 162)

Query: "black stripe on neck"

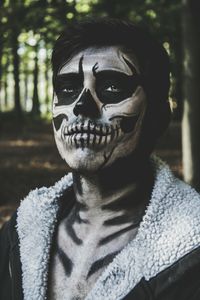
(65, 221), (83, 245)
(98, 223), (139, 246)
(73, 172), (83, 195)
(103, 214), (136, 226)
(101, 192), (141, 211)
(87, 251), (119, 278)
(57, 247), (73, 276)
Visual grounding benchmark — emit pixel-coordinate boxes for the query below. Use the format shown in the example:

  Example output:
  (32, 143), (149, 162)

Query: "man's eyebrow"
(122, 56), (139, 75)
(94, 70), (137, 79)
(56, 73), (81, 81)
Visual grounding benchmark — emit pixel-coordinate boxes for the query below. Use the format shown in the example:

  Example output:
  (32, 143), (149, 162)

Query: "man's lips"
(63, 121), (120, 148)
(64, 121), (114, 136)
(61, 115), (140, 149)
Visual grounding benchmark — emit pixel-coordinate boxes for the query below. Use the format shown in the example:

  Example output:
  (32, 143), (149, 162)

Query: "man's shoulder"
(15, 173), (73, 242)
(141, 158), (200, 282)
(18, 173), (73, 212)
(152, 156), (200, 217)
(146, 244), (200, 300)
(166, 175), (200, 225)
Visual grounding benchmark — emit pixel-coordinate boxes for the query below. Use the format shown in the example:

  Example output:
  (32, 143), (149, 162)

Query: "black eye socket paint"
(95, 71), (141, 104)
(54, 74), (83, 106)
(55, 56), (84, 106)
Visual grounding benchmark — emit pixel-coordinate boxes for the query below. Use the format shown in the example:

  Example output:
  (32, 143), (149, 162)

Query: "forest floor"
(0, 119), (182, 227)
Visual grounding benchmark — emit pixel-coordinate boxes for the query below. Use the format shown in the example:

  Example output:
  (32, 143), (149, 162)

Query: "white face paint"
(52, 46), (147, 172)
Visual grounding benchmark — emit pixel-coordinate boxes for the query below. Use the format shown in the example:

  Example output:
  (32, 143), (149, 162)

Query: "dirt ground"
(0, 120), (182, 227)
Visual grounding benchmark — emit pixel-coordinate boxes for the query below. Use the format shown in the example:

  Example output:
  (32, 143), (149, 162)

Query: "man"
(1, 18), (200, 300)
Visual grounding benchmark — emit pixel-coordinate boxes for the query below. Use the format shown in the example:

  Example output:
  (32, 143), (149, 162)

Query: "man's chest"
(48, 206), (139, 300)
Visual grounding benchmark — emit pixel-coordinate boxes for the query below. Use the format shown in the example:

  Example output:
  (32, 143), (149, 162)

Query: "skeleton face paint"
(52, 46), (147, 172)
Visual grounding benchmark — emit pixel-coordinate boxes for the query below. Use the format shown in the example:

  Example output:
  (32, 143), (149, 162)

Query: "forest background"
(0, 0), (200, 225)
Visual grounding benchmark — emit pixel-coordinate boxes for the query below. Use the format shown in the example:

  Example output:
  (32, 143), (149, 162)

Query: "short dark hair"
(52, 18), (171, 142)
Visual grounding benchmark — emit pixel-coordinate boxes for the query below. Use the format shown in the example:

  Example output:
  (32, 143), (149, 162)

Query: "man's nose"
(73, 89), (100, 118)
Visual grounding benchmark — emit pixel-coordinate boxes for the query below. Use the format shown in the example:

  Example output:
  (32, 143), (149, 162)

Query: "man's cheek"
(102, 87), (146, 134)
(53, 114), (68, 131)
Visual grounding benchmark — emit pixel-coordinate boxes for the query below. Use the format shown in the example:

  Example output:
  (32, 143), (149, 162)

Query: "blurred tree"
(31, 44), (40, 116)
(44, 46), (50, 112)
(1, 0), (183, 116)
(0, 0), (182, 119)
(0, 0), (7, 111)
(8, 0), (27, 119)
(182, 0), (200, 191)
(2, 55), (10, 109)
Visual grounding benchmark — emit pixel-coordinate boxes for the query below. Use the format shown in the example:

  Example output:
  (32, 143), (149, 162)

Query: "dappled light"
(1, 4), (200, 300)
(0, 0), (200, 226)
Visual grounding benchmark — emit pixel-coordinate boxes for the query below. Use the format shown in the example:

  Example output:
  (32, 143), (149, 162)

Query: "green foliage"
(0, 0), (182, 119)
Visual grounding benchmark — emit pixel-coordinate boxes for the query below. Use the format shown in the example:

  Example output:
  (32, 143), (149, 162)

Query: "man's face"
(52, 46), (147, 172)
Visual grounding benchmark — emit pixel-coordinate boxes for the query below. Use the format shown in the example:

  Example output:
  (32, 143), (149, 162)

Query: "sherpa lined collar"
(16, 156), (200, 300)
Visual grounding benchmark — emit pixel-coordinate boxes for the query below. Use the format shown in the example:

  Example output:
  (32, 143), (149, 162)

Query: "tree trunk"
(45, 56), (49, 113)
(4, 75), (8, 109)
(12, 32), (22, 119)
(0, 0), (3, 111)
(23, 61), (29, 111)
(24, 73), (29, 111)
(3, 55), (10, 109)
(31, 48), (40, 116)
(0, 39), (3, 111)
(182, 0), (200, 191)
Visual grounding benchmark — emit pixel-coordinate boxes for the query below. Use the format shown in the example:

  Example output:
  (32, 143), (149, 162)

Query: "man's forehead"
(59, 46), (139, 75)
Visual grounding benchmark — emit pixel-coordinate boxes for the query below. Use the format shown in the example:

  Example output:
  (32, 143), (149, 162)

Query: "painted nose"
(73, 89), (100, 118)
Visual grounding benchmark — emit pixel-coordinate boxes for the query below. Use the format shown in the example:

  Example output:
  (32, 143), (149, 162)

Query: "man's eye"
(105, 85), (122, 93)
(62, 87), (75, 93)
(61, 86), (80, 93)
(55, 85), (82, 106)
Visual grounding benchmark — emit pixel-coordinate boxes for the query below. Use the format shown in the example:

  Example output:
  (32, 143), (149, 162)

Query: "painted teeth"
(95, 135), (101, 144)
(64, 122), (112, 136)
(77, 123), (82, 131)
(68, 124), (72, 134)
(70, 134), (73, 146)
(90, 123), (95, 131)
(64, 127), (69, 135)
(96, 124), (101, 133)
(101, 135), (106, 145)
(66, 130), (121, 148)
(102, 126), (108, 135)
(108, 126), (112, 134)
(63, 122), (122, 149)
(106, 134), (111, 144)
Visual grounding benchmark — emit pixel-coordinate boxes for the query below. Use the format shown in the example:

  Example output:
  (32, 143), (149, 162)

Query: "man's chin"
(62, 147), (109, 173)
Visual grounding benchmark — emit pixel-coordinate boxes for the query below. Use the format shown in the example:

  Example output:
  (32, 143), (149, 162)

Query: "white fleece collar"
(17, 156), (200, 300)
(16, 174), (73, 300)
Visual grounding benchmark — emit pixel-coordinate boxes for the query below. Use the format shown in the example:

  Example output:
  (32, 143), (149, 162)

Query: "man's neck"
(50, 155), (154, 300)
(72, 153), (154, 213)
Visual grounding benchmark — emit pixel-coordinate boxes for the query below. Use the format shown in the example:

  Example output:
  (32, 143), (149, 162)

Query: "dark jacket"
(1, 157), (200, 300)
(1, 213), (200, 300)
